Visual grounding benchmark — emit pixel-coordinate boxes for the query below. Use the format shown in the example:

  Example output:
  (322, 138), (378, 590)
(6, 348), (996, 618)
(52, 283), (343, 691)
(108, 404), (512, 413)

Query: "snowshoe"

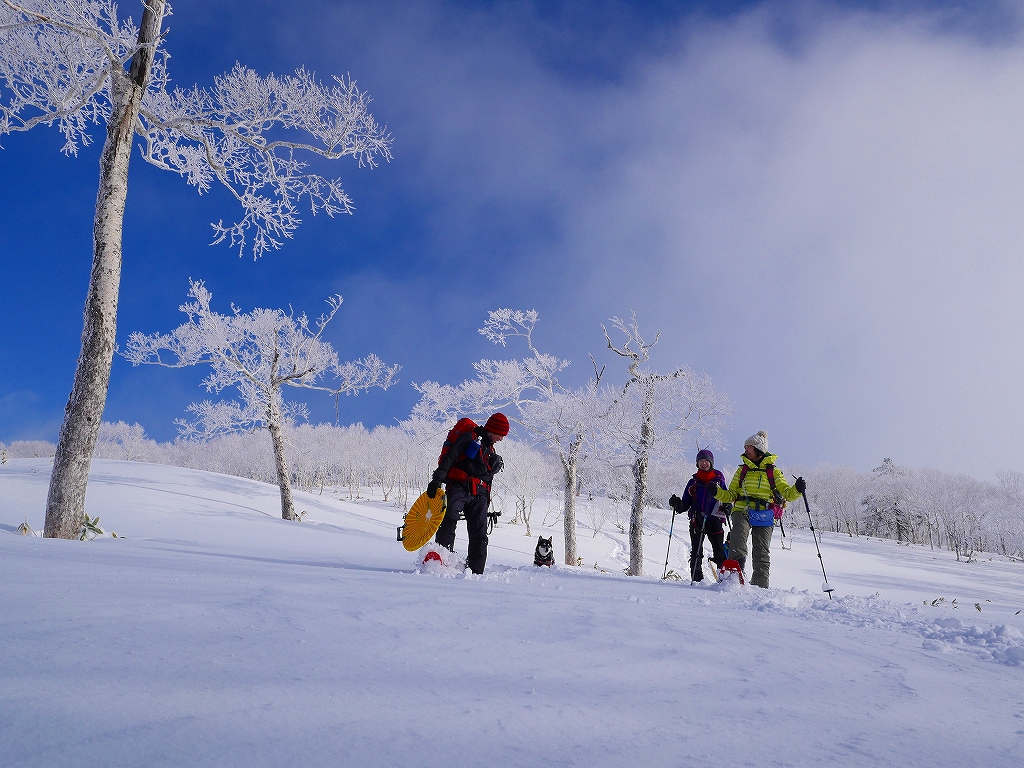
(417, 543), (463, 574)
(718, 558), (745, 585)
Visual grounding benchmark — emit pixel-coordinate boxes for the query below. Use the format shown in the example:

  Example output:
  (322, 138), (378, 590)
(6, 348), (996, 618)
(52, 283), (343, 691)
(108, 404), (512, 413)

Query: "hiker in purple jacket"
(669, 449), (728, 582)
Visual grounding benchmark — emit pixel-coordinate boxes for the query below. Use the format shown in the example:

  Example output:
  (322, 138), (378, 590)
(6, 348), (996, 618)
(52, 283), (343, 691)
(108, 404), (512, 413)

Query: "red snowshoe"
(719, 559), (745, 584)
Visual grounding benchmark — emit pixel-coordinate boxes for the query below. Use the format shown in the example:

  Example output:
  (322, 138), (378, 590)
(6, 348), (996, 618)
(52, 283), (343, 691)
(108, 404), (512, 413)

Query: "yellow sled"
(397, 490), (448, 551)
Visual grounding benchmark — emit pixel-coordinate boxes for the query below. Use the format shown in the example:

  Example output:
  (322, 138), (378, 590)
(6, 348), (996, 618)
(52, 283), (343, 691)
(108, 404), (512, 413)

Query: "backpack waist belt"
(446, 467), (490, 495)
(738, 495), (771, 509)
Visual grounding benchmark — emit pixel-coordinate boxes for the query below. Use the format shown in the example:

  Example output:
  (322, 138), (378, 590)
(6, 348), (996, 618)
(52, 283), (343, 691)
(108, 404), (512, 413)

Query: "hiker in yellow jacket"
(714, 430), (806, 588)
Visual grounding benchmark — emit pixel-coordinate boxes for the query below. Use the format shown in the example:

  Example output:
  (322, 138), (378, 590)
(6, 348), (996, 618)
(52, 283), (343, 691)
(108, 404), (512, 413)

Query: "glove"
(669, 494), (682, 511)
(794, 477), (807, 494)
(720, 503), (733, 515)
(490, 454), (504, 474)
(427, 480), (441, 499)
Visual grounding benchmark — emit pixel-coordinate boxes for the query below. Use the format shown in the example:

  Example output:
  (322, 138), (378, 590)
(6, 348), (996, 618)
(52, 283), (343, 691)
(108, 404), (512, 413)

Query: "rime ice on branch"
(123, 280), (399, 521)
(0, 1), (391, 259)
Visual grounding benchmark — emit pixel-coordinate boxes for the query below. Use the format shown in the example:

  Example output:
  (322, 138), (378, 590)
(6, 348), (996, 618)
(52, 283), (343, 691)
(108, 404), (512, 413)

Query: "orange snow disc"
(400, 490), (448, 551)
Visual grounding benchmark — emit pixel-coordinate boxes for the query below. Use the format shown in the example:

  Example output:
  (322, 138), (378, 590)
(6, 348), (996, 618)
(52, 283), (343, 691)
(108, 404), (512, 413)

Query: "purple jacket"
(679, 470), (727, 533)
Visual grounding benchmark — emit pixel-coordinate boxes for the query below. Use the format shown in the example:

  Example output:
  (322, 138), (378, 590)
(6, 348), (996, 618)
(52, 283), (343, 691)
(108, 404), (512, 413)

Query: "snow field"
(2, 459), (1023, 767)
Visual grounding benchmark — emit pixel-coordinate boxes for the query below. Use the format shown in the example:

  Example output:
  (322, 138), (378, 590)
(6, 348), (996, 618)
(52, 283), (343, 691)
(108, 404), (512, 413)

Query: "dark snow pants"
(689, 524), (726, 582)
(434, 483), (490, 574)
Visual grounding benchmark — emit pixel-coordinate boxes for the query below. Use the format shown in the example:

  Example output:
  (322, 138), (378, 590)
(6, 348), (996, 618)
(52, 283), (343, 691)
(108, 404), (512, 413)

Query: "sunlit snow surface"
(2, 459), (1023, 767)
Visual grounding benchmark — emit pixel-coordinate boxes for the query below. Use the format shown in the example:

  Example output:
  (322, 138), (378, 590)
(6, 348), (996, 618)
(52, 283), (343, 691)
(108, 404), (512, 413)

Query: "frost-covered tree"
(412, 309), (610, 566)
(994, 471), (1024, 559)
(478, 311), (613, 564)
(365, 426), (406, 502)
(95, 420), (154, 461)
(493, 438), (557, 537)
(601, 313), (731, 575)
(123, 280), (399, 520)
(577, 458), (633, 538)
(394, 417), (450, 510)
(923, 471), (991, 562)
(863, 458), (914, 542)
(3, 440), (57, 458)
(798, 463), (867, 537)
(389, 423), (437, 509)
(0, 1), (392, 538)
(334, 424), (369, 496)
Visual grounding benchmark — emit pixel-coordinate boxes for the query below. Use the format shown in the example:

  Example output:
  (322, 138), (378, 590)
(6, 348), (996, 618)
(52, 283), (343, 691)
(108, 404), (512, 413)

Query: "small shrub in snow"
(79, 513), (104, 541)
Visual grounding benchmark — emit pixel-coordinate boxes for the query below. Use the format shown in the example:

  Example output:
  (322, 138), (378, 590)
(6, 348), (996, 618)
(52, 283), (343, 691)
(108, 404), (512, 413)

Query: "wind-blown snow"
(2, 459), (1023, 767)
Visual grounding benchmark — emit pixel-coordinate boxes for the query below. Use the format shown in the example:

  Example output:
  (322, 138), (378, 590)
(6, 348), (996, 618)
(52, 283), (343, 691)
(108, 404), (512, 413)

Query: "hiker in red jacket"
(427, 413), (508, 574)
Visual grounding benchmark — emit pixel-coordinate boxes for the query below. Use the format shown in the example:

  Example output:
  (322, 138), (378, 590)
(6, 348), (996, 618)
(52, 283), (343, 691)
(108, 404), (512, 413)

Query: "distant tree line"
(787, 458), (1024, 562)
(1, 420), (692, 542)
(6, 433), (1022, 563)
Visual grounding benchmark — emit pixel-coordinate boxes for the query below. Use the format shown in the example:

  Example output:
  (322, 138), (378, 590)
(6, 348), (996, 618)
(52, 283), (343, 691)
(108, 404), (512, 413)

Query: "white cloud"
(299, 1), (1024, 476)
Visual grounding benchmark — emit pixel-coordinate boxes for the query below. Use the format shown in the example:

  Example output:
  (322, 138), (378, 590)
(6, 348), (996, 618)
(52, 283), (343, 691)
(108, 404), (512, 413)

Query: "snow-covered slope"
(2, 459), (1022, 767)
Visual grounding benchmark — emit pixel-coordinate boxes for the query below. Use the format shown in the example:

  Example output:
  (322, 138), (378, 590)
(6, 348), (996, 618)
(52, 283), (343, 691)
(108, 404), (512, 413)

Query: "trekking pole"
(799, 486), (834, 599)
(777, 515), (787, 549)
(691, 511), (708, 582)
(662, 508), (678, 579)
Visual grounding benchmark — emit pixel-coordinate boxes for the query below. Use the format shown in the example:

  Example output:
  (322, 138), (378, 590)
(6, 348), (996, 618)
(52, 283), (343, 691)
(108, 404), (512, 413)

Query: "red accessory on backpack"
(483, 412), (510, 436)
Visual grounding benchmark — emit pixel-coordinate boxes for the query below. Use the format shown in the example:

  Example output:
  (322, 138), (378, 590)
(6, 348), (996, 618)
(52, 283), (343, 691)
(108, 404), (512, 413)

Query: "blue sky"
(3, 0), (1024, 478)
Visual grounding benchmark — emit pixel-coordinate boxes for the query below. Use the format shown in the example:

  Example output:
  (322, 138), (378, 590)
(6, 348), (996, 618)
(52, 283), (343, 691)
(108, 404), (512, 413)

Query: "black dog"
(533, 535), (554, 567)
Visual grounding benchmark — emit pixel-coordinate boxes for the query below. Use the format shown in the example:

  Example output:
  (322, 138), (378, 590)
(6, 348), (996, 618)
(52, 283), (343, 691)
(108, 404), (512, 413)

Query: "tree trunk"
(44, 2), (167, 539)
(628, 452), (648, 575)
(561, 439), (580, 566)
(628, 382), (655, 576)
(267, 398), (298, 521)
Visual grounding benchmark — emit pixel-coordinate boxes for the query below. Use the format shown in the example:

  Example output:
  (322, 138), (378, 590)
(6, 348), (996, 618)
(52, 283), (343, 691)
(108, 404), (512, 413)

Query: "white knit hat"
(744, 430), (769, 454)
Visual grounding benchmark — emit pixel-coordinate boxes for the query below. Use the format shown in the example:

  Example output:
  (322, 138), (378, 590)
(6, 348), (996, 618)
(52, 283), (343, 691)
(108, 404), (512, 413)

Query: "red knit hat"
(484, 412), (510, 436)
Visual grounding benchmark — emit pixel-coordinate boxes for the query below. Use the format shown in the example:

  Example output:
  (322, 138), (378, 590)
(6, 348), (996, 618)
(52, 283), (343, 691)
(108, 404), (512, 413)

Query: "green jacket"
(714, 453), (801, 511)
